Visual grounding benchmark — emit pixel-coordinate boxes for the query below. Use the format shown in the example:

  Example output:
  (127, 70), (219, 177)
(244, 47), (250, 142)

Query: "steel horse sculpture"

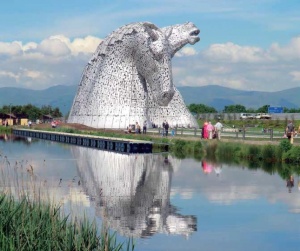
(68, 22), (200, 128)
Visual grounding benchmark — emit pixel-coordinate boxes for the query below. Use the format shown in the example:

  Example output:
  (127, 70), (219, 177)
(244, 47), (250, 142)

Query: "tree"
(22, 104), (41, 121)
(188, 103), (217, 113)
(223, 104), (246, 113)
(256, 105), (270, 113)
(284, 107), (300, 113)
(1, 104), (63, 121)
(52, 107), (62, 118)
(246, 108), (256, 113)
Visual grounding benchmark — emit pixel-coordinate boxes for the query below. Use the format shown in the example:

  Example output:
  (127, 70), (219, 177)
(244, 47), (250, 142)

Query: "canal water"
(1, 135), (300, 251)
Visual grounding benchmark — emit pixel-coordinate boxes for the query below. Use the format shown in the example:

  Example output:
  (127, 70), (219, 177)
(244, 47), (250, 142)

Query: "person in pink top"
(203, 121), (209, 139)
(207, 121), (214, 139)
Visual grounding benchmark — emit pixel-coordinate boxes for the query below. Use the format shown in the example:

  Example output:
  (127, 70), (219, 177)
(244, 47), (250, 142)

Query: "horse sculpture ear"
(143, 23), (165, 60)
(143, 22), (160, 41)
(165, 27), (173, 39)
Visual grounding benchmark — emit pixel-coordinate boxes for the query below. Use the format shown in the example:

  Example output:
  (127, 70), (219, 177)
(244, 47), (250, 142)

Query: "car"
(255, 113), (272, 119)
(240, 113), (254, 119)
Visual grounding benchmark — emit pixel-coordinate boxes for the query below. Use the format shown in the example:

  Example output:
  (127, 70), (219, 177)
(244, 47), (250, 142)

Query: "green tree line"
(188, 104), (300, 113)
(0, 104), (62, 121)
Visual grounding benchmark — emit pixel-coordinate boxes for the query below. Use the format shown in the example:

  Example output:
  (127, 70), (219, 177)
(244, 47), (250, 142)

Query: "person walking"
(214, 121), (223, 140)
(162, 121), (166, 136)
(286, 120), (295, 144)
(164, 121), (169, 137)
(207, 122), (214, 139)
(135, 122), (141, 134)
(202, 121), (209, 139)
(143, 121), (147, 134)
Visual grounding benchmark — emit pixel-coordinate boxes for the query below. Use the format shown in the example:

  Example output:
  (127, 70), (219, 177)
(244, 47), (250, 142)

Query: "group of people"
(202, 121), (223, 140)
(126, 121), (147, 134)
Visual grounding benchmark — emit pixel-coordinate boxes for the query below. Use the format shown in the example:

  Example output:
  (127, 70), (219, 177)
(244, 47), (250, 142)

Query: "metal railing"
(147, 127), (299, 143)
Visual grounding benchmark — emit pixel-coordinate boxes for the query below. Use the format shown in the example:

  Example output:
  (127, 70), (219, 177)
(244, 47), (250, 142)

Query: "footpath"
(32, 123), (299, 146)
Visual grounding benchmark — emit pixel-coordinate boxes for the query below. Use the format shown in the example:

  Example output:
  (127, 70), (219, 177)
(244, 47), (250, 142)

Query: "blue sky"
(1, 0), (300, 91)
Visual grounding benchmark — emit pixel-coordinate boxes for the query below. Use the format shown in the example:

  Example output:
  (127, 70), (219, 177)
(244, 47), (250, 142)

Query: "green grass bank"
(0, 195), (134, 251)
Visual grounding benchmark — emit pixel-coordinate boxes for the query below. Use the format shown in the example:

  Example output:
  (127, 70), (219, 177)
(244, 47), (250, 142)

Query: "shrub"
(205, 141), (218, 159)
(279, 139), (292, 153)
(247, 145), (261, 160)
(261, 144), (277, 162)
(283, 146), (300, 163)
(172, 139), (186, 152)
(215, 142), (242, 160)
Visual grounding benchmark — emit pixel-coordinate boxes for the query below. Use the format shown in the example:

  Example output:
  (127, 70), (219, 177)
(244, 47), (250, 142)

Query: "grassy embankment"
(0, 126), (12, 133)
(28, 123), (300, 165)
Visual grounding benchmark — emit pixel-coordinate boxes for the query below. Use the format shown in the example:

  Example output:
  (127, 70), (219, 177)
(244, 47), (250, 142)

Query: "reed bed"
(0, 153), (135, 251)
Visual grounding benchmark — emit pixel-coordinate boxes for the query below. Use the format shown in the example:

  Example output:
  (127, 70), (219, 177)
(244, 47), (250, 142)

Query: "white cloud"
(37, 37), (71, 57)
(69, 36), (102, 55)
(0, 70), (19, 80)
(270, 37), (300, 59)
(0, 41), (22, 56)
(36, 35), (101, 57)
(171, 35), (300, 91)
(203, 42), (270, 63)
(0, 33), (300, 92)
(0, 35), (102, 89)
(22, 68), (44, 80)
(23, 42), (38, 52)
(175, 47), (197, 57)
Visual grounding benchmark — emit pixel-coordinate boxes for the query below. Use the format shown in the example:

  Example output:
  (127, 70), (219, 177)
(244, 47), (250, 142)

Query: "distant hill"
(0, 85), (77, 115)
(177, 85), (300, 111)
(0, 84), (299, 114)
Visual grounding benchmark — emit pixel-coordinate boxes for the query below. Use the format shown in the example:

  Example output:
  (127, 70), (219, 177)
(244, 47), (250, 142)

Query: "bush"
(215, 142), (242, 160)
(168, 139), (205, 159)
(261, 144), (277, 162)
(247, 145), (261, 160)
(283, 146), (300, 163)
(279, 139), (292, 153)
(172, 139), (186, 152)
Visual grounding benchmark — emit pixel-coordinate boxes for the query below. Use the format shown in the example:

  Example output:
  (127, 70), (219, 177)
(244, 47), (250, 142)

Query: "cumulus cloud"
(270, 37), (300, 59)
(36, 35), (102, 56)
(203, 42), (271, 63)
(37, 37), (71, 57)
(69, 36), (102, 55)
(0, 41), (23, 56)
(0, 70), (19, 80)
(172, 35), (300, 91)
(0, 35), (101, 89)
(175, 47), (197, 57)
(0, 34), (300, 91)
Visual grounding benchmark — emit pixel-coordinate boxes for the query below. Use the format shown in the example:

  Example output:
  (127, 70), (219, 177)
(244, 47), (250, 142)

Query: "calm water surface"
(0, 136), (300, 251)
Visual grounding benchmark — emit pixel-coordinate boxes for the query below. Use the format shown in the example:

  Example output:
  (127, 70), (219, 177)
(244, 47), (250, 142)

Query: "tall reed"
(0, 153), (135, 251)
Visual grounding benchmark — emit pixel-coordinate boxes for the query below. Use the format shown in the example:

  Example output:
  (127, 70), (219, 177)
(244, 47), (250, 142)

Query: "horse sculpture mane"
(68, 22), (200, 129)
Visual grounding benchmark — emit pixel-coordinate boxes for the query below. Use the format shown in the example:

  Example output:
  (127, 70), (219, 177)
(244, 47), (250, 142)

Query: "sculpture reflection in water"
(71, 147), (197, 238)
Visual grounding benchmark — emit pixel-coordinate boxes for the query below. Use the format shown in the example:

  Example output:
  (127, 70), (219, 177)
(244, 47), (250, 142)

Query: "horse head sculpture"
(162, 22), (200, 57)
(68, 22), (200, 129)
(134, 22), (175, 106)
